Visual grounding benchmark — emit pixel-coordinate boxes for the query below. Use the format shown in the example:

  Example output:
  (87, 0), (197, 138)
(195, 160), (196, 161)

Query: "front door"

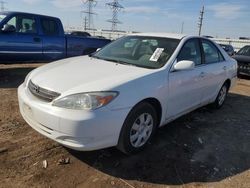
(0, 14), (43, 62)
(166, 38), (204, 119)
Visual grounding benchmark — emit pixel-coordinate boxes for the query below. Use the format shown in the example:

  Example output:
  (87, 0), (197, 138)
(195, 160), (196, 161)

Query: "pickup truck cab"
(0, 12), (110, 62)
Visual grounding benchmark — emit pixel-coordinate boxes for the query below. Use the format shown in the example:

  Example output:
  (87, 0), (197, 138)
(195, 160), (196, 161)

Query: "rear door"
(40, 17), (65, 61)
(0, 14), (42, 62)
(199, 39), (227, 103)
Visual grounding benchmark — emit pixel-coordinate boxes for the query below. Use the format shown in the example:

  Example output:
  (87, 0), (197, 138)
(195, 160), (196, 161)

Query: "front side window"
(41, 18), (59, 36)
(177, 39), (202, 66)
(6, 15), (37, 33)
(93, 36), (180, 69)
(202, 40), (224, 64)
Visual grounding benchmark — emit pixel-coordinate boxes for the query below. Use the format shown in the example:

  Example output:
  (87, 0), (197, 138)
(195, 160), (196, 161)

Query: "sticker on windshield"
(150, 48), (164, 62)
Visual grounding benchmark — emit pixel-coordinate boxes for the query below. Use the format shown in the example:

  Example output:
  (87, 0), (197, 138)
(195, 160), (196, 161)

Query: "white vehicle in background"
(18, 33), (237, 154)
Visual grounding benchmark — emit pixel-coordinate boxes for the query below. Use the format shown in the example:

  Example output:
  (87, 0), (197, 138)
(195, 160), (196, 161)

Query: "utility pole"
(106, 0), (124, 32)
(198, 6), (204, 36)
(0, 1), (7, 12)
(81, 0), (97, 30)
(181, 22), (184, 34)
(84, 16), (88, 30)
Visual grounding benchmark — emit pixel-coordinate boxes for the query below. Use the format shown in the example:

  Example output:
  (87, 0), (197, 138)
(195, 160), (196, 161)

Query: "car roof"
(128, 32), (187, 40)
(1, 11), (58, 20)
(219, 44), (232, 46)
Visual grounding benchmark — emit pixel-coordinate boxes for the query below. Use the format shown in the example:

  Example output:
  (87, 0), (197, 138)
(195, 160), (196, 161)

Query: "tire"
(117, 102), (158, 154)
(212, 83), (229, 109)
(82, 48), (97, 55)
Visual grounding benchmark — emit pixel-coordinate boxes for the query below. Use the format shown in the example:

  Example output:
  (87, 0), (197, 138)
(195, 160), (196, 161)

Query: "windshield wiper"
(92, 56), (134, 66)
(112, 59), (137, 67)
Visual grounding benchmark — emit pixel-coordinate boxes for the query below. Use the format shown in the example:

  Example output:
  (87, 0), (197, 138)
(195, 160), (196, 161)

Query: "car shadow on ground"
(238, 75), (250, 81)
(68, 93), (250, 185)
(0, 68), (34, 88)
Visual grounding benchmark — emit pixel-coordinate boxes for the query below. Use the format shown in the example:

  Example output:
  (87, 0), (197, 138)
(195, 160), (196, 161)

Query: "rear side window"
(202, 40), (224, 64)
(41, 18), (59, 36)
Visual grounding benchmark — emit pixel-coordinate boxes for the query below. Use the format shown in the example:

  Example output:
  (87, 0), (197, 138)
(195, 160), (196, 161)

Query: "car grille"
(238, 61), (250, 70)
(28, 80), (60, 102)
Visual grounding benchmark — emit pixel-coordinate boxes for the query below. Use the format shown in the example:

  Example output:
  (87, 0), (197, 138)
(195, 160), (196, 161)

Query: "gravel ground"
(0, 64), (250, 188)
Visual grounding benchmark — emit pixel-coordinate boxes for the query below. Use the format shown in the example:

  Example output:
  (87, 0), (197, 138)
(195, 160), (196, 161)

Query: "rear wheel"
(82, 48), (97, 55)
(117, 102), (158, 154)
(213, 83), (229, 109)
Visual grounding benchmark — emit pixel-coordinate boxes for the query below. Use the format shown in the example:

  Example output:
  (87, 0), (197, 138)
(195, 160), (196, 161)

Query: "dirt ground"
(0, 64), (250, 188)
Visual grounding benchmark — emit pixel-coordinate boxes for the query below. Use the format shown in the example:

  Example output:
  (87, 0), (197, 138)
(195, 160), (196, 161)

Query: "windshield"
(93, 36), (180, 69)
(237, 46), (250, 56)
(0, 14), (6, 23)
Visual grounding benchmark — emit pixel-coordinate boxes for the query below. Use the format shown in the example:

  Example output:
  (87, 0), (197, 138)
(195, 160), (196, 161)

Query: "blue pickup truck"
(0, 12), (111, 63)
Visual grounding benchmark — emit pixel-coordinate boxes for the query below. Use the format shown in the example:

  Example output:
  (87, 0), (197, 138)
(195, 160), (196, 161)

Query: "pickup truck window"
(0, 14), (6, 23)
(6, 15), (37, 34)
(41, 18), (59, 36)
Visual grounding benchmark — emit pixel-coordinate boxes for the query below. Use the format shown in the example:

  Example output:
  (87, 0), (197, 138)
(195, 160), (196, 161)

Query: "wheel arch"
(82, 48), (97, 55)
(224, 78), (231, 90)
(134, 97), (163, 127)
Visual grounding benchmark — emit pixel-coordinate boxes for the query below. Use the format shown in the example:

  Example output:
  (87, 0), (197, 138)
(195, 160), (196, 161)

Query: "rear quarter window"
(41, 18), (59, 36)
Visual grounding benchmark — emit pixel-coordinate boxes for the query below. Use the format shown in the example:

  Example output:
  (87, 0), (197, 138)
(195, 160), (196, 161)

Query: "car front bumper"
(18, 83), (130, 151)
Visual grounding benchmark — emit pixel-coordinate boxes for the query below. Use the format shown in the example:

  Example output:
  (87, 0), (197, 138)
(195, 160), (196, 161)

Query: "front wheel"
(117, 102), (158, 154)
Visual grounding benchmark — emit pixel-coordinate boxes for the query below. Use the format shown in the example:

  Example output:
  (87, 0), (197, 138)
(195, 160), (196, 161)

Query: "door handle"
(199, 72), (205, 78)
(33, 37), (41, 43)
(223, 66), (227, 70)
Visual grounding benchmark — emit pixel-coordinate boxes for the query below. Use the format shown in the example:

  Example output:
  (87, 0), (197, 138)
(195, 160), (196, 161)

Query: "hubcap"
(130, 113), (154, 148)
(218, 86), (227, 106)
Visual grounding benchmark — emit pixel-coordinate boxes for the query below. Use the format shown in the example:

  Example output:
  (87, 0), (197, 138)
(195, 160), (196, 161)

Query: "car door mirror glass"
(174, 60), (195, 71)
(1, 24), (16, 33)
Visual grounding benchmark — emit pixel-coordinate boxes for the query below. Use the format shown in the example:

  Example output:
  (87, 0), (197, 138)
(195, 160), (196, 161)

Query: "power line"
(0, 1), (7, 12)
(81, 0), (97, 30)
(198, 6), (204, 36)
(106, 0), (124, 32)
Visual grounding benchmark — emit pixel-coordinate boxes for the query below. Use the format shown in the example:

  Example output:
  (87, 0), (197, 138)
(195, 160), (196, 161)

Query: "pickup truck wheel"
(82, 48), (97, 55)
(117, 102), (157, 154)
(213, 83), (229, 109)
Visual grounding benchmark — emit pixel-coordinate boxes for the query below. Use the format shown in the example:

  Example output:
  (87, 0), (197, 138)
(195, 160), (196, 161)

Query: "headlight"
(52, 92), (118, 110)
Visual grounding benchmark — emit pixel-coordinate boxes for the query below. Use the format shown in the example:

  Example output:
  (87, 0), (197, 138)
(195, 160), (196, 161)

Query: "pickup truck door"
(0, 14), (43, 62)
(167, 38), (204, 119)
(199, 39), (228, 103)
(39, 17), (65, 61)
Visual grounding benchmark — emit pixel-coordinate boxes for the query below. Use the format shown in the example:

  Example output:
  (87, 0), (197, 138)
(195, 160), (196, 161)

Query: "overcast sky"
(4, 0), (250, 38)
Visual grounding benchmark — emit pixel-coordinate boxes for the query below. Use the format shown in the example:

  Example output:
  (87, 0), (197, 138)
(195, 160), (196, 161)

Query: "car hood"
(30, 56), (154, 95)
(233, 55), (250, 63)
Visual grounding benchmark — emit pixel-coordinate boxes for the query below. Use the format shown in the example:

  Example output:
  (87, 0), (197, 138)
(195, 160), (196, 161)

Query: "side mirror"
(1, 24), (16, 33)
(173, 60), (195, 71)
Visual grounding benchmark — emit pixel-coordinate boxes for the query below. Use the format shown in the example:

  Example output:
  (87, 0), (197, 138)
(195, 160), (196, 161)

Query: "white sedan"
(18, 33), (237, 154)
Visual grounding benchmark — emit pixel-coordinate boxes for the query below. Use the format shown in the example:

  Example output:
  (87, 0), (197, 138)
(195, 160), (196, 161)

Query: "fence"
(65, 28), (250, 51)
(212, 38), (250, 51)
